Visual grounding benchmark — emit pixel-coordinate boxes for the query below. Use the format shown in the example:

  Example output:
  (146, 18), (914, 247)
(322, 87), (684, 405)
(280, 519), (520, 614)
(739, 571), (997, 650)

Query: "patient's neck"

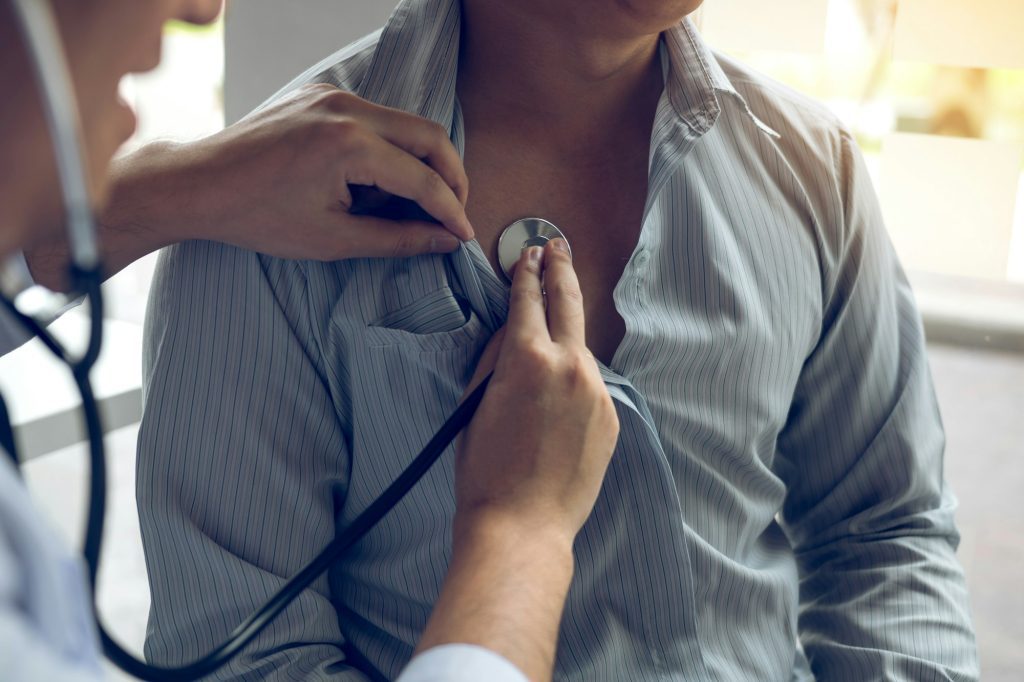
(457, 2), (663, 161)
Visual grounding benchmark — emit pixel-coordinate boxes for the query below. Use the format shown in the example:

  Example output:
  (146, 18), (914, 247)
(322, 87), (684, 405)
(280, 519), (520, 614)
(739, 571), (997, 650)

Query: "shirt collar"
(662, 19), (779, 139)
(355, 0), (462, 127)
(356, 0), (779, 138)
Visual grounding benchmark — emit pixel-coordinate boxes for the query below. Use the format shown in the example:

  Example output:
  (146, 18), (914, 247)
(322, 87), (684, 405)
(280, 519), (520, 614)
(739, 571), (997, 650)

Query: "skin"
(416, 2), (704, 677)
(457, 0), (704, 365)
(24, 86), (476, 289)
(0, 0), (627, 679)
(0, 0), (221, 258)
(2, 0), (476, 289)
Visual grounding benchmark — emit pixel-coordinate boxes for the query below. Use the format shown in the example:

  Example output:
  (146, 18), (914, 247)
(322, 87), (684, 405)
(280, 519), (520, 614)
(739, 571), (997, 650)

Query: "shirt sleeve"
(0, 609), (104, 682)
(0, 253), (34, 357)
(774, 130), (979, 680)
(137, 241), (361, 679)
(0, 457), (104, 682)
(396, 645), (528, 682)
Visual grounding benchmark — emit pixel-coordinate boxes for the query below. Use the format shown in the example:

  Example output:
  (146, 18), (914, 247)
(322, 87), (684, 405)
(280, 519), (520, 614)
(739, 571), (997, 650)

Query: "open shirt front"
(137, 0), (977, 679)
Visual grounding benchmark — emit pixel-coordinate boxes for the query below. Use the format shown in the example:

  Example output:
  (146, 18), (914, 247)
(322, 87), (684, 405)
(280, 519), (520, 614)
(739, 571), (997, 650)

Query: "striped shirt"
(137, 0), (978, 679)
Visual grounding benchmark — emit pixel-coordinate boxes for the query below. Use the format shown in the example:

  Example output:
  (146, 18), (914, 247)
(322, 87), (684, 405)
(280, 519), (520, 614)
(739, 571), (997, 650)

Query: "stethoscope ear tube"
(7, 0), (107, 598)
(10, 0), (100, 272)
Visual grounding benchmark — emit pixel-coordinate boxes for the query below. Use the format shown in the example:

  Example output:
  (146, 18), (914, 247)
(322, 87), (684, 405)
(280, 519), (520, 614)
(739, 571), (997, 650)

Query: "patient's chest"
(462, 139), (648, 366)
(321, 131), (827, 678)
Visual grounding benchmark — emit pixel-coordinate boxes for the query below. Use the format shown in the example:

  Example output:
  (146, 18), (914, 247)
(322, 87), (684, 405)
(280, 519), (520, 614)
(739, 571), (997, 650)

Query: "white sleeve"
(395, 644), (529, 682)
(0, 456), (105, 682)
(0, 609), (106, 682)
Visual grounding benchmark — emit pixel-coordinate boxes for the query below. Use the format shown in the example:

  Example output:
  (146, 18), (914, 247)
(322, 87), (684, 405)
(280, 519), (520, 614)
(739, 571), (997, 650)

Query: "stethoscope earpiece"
(497, 217), (572, 282)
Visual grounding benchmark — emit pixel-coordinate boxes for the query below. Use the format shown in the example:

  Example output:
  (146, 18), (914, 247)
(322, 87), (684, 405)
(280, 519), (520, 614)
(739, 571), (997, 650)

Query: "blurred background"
(1, 1), (1020, 680)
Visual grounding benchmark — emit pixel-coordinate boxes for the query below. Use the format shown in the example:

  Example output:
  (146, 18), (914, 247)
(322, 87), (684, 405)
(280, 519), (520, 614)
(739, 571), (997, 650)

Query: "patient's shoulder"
(711, 52), (875, 276)
(714, 51), (846, 140)
(258, 29), (384, 108)
(712, 50), (857, 199)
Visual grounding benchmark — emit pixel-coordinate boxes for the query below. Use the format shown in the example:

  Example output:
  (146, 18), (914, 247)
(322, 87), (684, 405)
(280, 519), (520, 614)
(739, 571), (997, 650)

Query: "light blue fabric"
(396, 644), (527, 682)
(138, 0), (979, 679)
(0, 455), (104, 681)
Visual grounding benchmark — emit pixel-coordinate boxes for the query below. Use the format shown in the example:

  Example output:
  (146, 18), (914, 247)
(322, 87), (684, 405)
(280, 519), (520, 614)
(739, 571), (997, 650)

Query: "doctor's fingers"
(542, 239), (586, 348)
(505, 246), (551, 347)
(357, 103), (470, 208)
(313, 86), (470, 209)
(316, 214), (463, 260)
(338, 129), (474, 241)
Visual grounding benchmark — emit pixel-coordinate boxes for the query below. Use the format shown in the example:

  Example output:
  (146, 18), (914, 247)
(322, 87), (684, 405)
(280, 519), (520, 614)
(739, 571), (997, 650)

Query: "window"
(696, 0), (1024, 347)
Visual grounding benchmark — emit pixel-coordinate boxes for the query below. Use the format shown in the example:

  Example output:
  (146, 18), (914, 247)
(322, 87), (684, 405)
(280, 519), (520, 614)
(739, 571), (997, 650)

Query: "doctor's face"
(49, 0), (223, 188)
(0, 0), (221, 252)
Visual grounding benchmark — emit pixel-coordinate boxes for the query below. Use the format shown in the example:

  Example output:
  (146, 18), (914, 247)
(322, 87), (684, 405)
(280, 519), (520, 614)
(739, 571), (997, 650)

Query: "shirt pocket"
(333, 284), (488, 583)
(363, 285), (485, 352)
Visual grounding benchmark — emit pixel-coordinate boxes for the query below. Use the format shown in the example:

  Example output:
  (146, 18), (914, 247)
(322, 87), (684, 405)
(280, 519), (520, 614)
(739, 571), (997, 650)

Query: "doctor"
(0, 1), (618, 681)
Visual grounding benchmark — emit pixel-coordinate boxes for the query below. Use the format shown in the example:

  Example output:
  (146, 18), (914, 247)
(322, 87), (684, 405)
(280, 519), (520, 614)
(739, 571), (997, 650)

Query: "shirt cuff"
(395, 644), (529, 682)
(0, 252), (34, 295)
(0, 253), (35, 358)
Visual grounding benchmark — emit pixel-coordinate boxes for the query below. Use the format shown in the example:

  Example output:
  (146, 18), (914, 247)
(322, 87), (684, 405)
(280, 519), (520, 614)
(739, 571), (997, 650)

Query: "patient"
(137, 0), (979, 679)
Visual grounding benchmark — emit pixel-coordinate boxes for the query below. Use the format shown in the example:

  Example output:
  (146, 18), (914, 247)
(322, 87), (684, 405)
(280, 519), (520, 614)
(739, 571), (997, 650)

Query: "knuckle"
(509, 286), (544, 308)
(565, 352), (595, 384)
(516, 253), (542, 277)
(390, 231), (419, 258)
(418, 169), (447, 200)
(583, 365), (610, 398)
(327, 116), (359, 140)
(428, 120), (449, 140)
(411, 118), (448, 144)
(298, 82), (337, 99)
(416, 119), (449, 148)
(517, 342), (552, 373)
(402, 121), (450, 160)
(550, 279), (583, 304)
(331, 120), (371, 154)
(318, 86), (358, 112)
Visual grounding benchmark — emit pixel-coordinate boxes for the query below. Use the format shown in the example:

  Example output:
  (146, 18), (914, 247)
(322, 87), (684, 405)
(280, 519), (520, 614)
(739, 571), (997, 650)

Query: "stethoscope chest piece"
(497, 217), (572, 282)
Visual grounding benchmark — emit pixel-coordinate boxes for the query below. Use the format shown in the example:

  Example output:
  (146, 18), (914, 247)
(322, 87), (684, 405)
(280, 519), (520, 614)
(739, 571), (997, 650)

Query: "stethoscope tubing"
(1, 266), (106, 587)
(103, 370), (490, 681)
(6, 0), (496, 672)
(1, 270), (490, 681)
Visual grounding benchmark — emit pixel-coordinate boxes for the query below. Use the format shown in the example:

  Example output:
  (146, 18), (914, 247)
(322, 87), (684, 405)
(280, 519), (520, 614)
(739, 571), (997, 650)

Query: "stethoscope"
(1, 2), (571, 679)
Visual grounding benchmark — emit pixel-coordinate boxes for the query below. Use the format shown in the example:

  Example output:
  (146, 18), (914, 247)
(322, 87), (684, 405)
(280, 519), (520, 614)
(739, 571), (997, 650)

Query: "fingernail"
(527, 246), (543, 263)
(551, 238), (569, 253)
(432, 233), (461, 252)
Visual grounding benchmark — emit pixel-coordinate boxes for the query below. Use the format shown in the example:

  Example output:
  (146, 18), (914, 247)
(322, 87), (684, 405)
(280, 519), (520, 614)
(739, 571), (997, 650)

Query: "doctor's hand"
(415, 239), (618, 682)
(454, 239), (619, 544)
(167, 83), (473, 258)
(25, 83), (472, 290)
